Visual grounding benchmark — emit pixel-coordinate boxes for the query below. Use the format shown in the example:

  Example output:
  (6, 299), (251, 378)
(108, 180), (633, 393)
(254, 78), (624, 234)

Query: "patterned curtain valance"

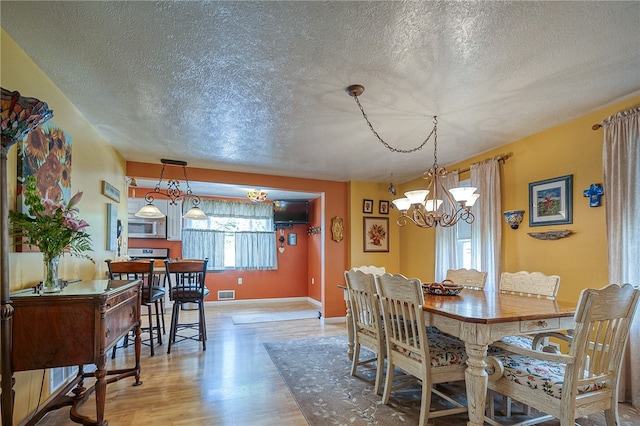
(183, 197), (273, 219)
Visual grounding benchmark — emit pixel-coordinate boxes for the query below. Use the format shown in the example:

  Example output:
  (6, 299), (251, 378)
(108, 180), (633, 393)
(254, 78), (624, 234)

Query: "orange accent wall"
(126, 162), (348, 318)
(307, 198), (322, 302)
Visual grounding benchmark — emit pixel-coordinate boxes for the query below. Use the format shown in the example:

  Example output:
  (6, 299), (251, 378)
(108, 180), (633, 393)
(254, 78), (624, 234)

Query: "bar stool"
(106, 259), (165, 356)
(164, 258), (209, 354)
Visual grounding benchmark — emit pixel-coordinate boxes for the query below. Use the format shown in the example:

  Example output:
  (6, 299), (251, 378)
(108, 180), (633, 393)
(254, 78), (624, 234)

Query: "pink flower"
(41, 198), (64, 217)
(63, 217), (90, 232)
(67, 191), (83, 210)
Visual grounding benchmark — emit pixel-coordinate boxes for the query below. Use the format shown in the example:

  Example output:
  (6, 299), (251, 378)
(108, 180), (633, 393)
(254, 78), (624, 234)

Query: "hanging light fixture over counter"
(135, 158), (208, 220)
(247, 189), (268, 203)
(346, 84), (478, 228)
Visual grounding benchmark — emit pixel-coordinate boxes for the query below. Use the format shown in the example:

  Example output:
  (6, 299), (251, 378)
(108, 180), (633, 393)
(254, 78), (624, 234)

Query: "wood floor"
(28, 300), (345, 426)
(25, 300), (640, 426)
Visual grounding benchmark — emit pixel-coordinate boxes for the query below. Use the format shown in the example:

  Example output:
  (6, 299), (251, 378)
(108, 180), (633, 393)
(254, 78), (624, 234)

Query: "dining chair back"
(491, 270), (561, 416)
(487, 283), (640, 426)
(445, 268), (488, 290)
(106, 259), (165, 356)
(352, 265), (386, 276)
(499, 271), (560, 299)
(375, 273), (468, 425)
(164, 258), (209, 354)
(344, 269), (386, 394)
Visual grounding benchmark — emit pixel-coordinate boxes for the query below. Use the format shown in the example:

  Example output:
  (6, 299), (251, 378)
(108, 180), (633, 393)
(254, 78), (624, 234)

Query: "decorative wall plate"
(527, 230), (573, 240)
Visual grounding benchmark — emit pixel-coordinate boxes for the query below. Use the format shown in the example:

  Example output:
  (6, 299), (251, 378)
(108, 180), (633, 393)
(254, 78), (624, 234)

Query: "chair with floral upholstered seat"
(344, 269), (386, 395)
(375, 273), (468, 426)
(488, 270), (562, 416)
(486, 283), (640, 426)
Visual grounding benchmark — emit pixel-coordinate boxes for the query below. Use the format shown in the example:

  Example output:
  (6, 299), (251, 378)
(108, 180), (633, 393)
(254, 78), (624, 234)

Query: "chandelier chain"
(352, 95), (436, 154)
(346, 84), (479, 229)
(182, 165), (194, 195)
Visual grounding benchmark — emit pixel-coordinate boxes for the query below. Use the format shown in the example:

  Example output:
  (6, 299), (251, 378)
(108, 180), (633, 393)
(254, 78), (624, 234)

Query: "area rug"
(264, 336), (640, 426)
(232, 309), (320, 324)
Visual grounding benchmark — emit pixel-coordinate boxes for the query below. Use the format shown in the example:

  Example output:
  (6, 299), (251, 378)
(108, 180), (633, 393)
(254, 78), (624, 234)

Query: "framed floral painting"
(363, 217), (389, 252)
(17, 121), (72, 209)
(15, 121), (72, 252)
(529, 174), (573, 227)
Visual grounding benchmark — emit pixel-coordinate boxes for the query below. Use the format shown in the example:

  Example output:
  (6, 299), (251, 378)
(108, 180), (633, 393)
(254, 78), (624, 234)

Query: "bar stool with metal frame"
(164, 258), (209, 354)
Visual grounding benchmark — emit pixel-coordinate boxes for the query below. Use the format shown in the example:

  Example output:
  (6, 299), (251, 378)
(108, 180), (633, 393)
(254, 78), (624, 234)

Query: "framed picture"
(17, 120), (72, 212)
(379, 200), (389, 214)
(363, 217), (389, 252)
(529, 174), (573, 227)
(102, 180), (121, 203)
(363, 199), (373, 214)
(287, 233), (297, 246)
(106, 203), (118, 251)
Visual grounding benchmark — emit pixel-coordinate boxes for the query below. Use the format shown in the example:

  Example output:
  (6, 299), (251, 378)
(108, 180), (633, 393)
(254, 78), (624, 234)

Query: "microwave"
(128, 217), (167, 239)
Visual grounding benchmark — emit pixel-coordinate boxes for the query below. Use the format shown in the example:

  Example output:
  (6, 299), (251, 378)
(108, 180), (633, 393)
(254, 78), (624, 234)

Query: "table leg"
(464, 342), (488, 426)
(94, 358), (107, 426)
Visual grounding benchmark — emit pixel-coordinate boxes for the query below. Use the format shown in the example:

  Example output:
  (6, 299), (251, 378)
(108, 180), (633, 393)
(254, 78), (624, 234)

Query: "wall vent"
(218, 290), (235, 300)
(50, 366), (78, 392)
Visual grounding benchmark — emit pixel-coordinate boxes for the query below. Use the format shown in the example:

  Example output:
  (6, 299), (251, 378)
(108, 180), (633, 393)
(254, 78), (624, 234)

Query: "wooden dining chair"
(375, 273), (468, 426)
(164, 258), (209, 354)
(445, 268), (488, 290)
(352, 265), (386, 276)
(106, 259), (165, 356)
(490, 270), (562, 416)
(344, 269), (386, 395)
(486, 283), (640, 426)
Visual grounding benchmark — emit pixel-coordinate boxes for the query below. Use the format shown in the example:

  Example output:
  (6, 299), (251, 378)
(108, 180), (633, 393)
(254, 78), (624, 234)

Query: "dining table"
(339, 286), (577, 426)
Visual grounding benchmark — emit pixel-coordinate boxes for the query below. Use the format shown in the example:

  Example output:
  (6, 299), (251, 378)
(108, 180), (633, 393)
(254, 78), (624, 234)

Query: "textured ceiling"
(2, 1), (639, 193)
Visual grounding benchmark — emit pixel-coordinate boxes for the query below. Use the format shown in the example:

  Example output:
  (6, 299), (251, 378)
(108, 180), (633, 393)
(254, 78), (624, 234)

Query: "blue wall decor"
(583, 183), (604, 207)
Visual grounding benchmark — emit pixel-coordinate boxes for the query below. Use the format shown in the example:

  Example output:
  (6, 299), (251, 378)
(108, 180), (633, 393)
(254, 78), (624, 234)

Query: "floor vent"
(218, 290), (235, 300)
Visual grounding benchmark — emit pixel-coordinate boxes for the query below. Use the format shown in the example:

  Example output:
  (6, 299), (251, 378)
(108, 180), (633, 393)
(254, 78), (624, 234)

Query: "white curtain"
(184, 197), (274, 221)
(435, 170), (460, 281)
(470, 159), (501, 292)
(182, 229), (225, 270)
(235, 231), (278, 270)
(602, 106), (640, 406)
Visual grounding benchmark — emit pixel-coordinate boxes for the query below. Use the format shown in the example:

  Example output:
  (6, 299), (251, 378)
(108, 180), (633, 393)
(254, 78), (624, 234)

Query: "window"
(456, 180), (472, 269)
(182, 199), (277, 270)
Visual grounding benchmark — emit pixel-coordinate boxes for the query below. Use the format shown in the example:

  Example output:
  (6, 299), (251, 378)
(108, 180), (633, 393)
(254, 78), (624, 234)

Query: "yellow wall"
(4, 23), (640, 424)
(348, 181), (401, 273)
(2, 29), (127, 423)
(399, 93), (640, 303)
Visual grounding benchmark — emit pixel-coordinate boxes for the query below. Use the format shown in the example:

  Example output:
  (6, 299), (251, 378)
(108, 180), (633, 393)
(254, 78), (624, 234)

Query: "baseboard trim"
(205, 296), (319, 306)
(202, 296), (344, 321)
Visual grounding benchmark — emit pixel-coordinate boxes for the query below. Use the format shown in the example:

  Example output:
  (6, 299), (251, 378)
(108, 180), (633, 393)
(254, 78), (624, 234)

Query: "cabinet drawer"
(105, 299), (138, 348)
(520, 318), (559, 333)
(104, 288), (139, 349)
(106, 286), (138, 310)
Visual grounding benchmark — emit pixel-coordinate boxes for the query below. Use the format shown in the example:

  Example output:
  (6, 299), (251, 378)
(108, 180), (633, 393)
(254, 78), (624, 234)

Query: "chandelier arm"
(352, 95), (436, 154)
(144, 192), (156, 204)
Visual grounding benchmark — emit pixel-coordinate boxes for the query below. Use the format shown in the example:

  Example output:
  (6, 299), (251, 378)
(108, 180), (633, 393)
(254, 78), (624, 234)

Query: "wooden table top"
(422, 289), (576, 324)
(10, 279), (139, 299)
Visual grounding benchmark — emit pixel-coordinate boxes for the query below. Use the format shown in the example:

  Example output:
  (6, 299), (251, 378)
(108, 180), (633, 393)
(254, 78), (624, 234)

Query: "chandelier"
(135, 159), (208, 220)
(247, 189), (268, 203)
(346, 84), (478, 228)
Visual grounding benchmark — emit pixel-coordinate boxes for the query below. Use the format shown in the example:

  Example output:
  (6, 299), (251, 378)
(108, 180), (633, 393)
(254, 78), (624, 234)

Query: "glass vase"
(43, 254), (61, 293)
